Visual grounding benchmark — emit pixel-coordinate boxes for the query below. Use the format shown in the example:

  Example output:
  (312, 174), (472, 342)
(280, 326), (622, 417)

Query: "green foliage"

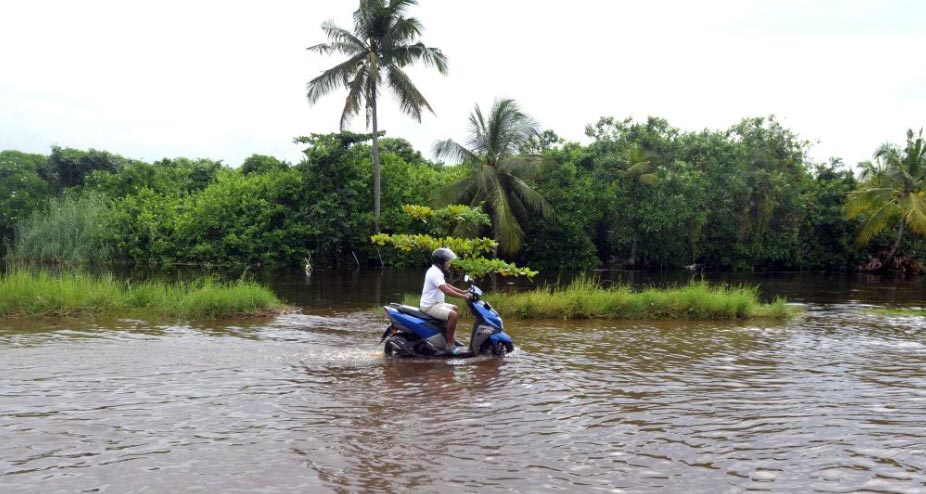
(13, 191), (112, 264)
(371, 204), (538, 277)
(522, 144), (601, 270)
(240, 154), (288, 175)
(566, 115), (843, 271)
(104, 169), (308, 267)
(371, 233), (495, 258)
(0, 268), (285, 319)
(0, 151), (52, 255)
(484, 276), (796, 320)
(104, 188), (184, 265)
(798, 160), (863, 270)
(174, 169), (307, 266)
(42, 146), (129, 190)
(844, 128), (926, 268)
(295, 132), (376, 265)
(399, 204), (491, 236)
(86, 156), (226, 198)
(1, 113), (899, 272)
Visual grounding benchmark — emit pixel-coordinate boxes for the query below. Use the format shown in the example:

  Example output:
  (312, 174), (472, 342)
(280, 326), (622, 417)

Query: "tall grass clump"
(485, 276), (796, 320)
(12, 192), (112, 264)
(0, 268), (287, 319)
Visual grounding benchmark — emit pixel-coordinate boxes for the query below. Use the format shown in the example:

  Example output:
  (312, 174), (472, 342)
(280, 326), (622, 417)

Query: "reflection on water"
(2, 272), (926, 493)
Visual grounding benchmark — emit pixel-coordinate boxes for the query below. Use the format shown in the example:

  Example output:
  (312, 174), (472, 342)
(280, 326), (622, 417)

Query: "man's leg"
(446, 305), (459, 348)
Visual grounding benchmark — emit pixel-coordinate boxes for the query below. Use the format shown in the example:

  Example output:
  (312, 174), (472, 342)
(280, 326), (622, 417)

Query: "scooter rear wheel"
(384, 334), (411, 357)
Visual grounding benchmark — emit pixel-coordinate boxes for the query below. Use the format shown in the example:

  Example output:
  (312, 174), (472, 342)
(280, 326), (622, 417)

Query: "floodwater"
(2, 270), (926, 493)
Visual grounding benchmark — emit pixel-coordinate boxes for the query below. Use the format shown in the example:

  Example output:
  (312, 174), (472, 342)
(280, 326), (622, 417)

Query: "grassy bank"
(404, 277), (796, 320)
(869, 308), (925, 317)
(0, 269), (289, 319)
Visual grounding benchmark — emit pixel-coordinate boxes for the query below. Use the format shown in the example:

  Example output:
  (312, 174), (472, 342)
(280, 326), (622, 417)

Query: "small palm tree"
(434, 99), (552, 256)
(306, 0), (448, 233)
(617, 145), (660, 266)
(844, 128), (926, 268)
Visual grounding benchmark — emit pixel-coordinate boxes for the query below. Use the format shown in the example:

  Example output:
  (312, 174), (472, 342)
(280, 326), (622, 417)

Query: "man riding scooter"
(419, 248), (473, 355)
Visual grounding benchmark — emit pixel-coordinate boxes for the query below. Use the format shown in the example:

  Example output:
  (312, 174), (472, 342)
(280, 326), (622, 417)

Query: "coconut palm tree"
(306, 0), (447, 233)
(434, 98), (552, 256)
(617, 145), (660, 266)
(844, 128), (926, 268)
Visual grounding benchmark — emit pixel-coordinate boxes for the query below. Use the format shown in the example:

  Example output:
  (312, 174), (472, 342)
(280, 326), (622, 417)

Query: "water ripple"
(2, 308), (926, 492)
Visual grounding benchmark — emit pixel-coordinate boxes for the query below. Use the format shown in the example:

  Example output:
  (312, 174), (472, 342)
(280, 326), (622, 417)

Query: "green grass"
(12, 192), (112, 264)
(870, 307), (926, 317)
(401, 276), (796, 320)
(0, 268), (289, 320)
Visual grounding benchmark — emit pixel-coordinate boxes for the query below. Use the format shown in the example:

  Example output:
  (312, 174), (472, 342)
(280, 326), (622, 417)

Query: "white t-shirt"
(420, 265), (447, 309)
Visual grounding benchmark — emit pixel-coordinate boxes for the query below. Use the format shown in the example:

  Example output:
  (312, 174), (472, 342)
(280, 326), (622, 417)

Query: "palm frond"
(854, 203), (898, 247)
(488, 99), (540, 159)
(843, 187), (895, 219)
(314, 21), (366, 52)
(490, 184), (524, 255)
(386, 65), (432, 121)
(383, 16), (423, 51)
(874, 143), (901, 168)
(501, 155), (544, 180)
(900, 192), (926, 235)
(433, 139), (479, 164)
(439, 176), (478, 207)
(339, 66), (369, 130)
(467, 104), (490, 156)
(857, 160), (882, 183)
(476, 163), (497, 200)
(395, 43), (449, 74)
(307, 41), (365, 57)
(387, 0), (419, 15)
(352, 0), (382, 36)
(905, 128), (926, 178)
(507, 174), (553, 218)
(306, 53), (367, 105)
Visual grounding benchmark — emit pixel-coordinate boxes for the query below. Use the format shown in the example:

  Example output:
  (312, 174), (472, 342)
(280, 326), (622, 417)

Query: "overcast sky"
(1, 0), (924, 169)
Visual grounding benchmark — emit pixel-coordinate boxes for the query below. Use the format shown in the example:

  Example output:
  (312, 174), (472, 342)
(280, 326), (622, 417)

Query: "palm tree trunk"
(884, 219), (906, 268)
(371, 93), (381, 234)
(629, 235), (638, 267)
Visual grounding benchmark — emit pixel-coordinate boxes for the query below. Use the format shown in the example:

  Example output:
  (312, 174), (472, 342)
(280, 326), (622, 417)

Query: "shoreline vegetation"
(404, 277), (797, 320)
(0, 269), (290, 320)
(869, 308), (926, 317)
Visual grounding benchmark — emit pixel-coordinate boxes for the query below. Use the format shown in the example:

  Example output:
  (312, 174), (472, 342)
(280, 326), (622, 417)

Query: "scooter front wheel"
(492, 341), (514, 357)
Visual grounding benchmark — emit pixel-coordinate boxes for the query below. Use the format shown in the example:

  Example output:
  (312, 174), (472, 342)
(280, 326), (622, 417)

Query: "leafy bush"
(13, 192), (112, 264)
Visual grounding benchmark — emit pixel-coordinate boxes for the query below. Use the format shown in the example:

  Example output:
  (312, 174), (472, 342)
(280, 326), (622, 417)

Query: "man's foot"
(454, 340), (465, 347)
(445, 346), (460, 356)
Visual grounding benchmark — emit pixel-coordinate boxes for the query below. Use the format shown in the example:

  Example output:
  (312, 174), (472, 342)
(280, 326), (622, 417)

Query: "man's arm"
(439, 283), (472, 299)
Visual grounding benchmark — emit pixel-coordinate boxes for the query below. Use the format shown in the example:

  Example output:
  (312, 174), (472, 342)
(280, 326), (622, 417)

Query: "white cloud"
(1, 0), (924, 168)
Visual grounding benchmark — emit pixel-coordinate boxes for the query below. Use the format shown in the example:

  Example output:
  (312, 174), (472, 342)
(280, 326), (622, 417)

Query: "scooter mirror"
(464, 275), (471, 283)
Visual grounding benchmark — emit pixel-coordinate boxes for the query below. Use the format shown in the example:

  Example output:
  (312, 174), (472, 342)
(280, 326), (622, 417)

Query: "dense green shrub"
(13, 192), (112, 264)
(0, 151), (52, 255)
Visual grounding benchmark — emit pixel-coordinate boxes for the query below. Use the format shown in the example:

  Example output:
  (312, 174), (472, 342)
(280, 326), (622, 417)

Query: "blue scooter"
(381, 276), (515, 358)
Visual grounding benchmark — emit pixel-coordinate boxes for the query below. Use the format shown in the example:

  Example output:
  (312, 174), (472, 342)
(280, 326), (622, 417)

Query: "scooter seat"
(388, 303), (441, 323)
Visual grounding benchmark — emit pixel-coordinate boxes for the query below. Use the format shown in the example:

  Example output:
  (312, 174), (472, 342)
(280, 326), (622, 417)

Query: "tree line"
(2, 115), (924, 273)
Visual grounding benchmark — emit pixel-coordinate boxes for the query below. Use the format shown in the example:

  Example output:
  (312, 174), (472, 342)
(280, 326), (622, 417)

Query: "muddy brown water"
(2, 270), (926, 493)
